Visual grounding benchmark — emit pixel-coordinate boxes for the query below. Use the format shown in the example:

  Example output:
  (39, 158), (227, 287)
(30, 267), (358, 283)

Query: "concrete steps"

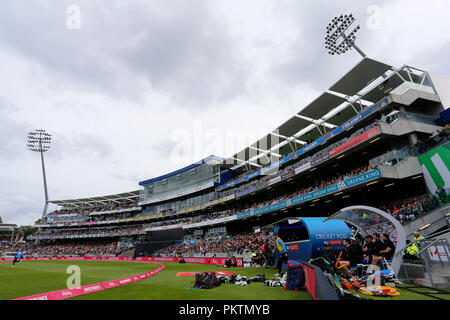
(119, 248), (136, 257)
(403, 207), (448, 237)
(398, 262), (450, 289)
(415, 275), (450, 290)
(398, 262), (425, 279)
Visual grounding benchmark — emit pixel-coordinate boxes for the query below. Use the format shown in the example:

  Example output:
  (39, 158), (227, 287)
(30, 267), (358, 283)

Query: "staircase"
(398, 235), (450, 290)
(416, 266), (450, 290)
(399, 263), (450, 290)
(119, 248), (136, 258)
(403, 206), (449, 237)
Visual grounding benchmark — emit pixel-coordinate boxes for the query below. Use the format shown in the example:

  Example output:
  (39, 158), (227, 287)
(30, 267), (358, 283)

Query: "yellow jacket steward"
(406, 243), (419, 255)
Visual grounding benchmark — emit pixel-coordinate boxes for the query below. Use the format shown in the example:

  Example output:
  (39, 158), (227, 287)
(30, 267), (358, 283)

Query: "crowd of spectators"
(37, 163), (381, 239)
(32, 225), (143, 239)
(145, 164), (379, 231)
(380, 193), (442, 224)
(38, 124), (450, 245)
(45, 205), (141, 225)
(218, 123), (378, 198)
(0, 240), (133, 257)
(218, 120), (447, 206)
(414, 126), (450, 155)
(46, 202), (139, 217)
(159, 231), (268, 256)
(41, 119), (450, 243)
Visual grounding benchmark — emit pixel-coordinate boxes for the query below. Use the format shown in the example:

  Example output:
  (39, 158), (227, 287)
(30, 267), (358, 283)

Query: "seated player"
(361, 235), (375, 264)
(322, 242), (337, 264)
(231, 256), (238, 267)
(338, 238), (360, 277)
(372, 233), (396, 266)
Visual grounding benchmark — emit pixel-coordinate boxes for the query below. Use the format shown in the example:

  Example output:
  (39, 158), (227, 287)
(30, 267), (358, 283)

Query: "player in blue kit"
(12, 250), (21, 267)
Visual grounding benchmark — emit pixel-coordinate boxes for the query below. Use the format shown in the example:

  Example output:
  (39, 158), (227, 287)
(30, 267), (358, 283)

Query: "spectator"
(373, 233), (396, 266)
(436, 185), (447, 204)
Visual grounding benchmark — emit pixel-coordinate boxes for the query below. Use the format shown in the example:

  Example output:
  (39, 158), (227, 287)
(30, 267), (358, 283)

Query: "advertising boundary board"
(298, 260), (339, 300)
(1, 256), (243, 267)
(136, 256), (244, 267)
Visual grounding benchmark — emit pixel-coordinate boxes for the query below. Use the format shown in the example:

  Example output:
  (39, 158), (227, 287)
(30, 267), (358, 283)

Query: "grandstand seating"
(0, 240), (137, 257)
(31, 126), (450, 249)
(19, 62), (449, 274)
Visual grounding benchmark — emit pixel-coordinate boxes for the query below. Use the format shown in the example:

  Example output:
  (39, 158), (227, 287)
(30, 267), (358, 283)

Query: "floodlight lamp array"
(27, 129), (52, 152)
(325, 14), (361, 55)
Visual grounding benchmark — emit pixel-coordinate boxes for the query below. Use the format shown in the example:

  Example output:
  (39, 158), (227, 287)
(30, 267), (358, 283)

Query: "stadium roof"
(139, 155), (224, 185)
(49, 190), (141, 208)
(298, 92), (346, 120)
(0, 224), (17, 232)
(325, 104), (359, 127)
(328, 58), (392, 96)
(223, 57), (395, 168)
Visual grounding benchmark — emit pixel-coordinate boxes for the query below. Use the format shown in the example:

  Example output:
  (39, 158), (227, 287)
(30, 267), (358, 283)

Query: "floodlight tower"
(325, 13), (366, 58)
(27, 129), (51, 218)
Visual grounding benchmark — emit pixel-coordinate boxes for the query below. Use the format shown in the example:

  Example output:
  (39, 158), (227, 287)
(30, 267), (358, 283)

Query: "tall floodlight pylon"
(27, 129), (52, 218)
(325, 13), (366, 58)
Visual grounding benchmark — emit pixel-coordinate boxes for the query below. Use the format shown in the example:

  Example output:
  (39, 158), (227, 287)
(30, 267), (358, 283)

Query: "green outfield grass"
(71, 261), (309, 300)
(0, 260), (447, 300)
(0, 260), (160, 300)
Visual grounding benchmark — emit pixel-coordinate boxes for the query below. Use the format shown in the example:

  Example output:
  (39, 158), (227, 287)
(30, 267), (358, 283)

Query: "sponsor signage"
(294, 162), (312, 175)
(183, 215), (237, 229)
(329, 127), (379, 158)
(90, 207), (141, 216)
(311, 153), (329, 166)
(329, 240), (342, 246)
(291, 169), (381, 206)
(253, 201), (287, 215)
(295, 97), (389, 159)
(145, 224), (183, 232)
(236, 211), (251, 219)
(268, 176), (282, 185)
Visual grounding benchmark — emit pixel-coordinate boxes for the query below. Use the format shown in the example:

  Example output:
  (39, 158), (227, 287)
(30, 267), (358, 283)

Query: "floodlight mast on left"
(27, 129), (52, 238)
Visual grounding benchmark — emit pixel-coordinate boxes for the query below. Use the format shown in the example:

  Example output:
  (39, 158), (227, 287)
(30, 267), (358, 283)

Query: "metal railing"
(399, 236), (450, 288)
(369, 145), (418, 167)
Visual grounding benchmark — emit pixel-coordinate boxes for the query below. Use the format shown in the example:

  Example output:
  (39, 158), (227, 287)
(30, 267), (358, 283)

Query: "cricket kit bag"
(194, 272), (221, 289)
(251, 274), (266, 282)
(285, 260), (305, 291)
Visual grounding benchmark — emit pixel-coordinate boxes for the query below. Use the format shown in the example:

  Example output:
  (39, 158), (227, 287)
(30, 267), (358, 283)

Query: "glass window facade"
(140, 162), (220, 209)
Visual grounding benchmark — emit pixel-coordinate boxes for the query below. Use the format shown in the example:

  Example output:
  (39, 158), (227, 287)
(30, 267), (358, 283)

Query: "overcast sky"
(1, 0), (449, 226)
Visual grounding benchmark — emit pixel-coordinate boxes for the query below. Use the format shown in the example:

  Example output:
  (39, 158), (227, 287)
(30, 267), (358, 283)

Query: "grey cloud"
(111, 171), (142, 185)
(49, 132), (114, 161)
(0, 97), (31, 162)
(269, 0), (390, 92)
(415, 42), (450, 74)
(0, 191), (42, 225)
(0, 0), (248, 108)
(0, 96), (113, 163)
